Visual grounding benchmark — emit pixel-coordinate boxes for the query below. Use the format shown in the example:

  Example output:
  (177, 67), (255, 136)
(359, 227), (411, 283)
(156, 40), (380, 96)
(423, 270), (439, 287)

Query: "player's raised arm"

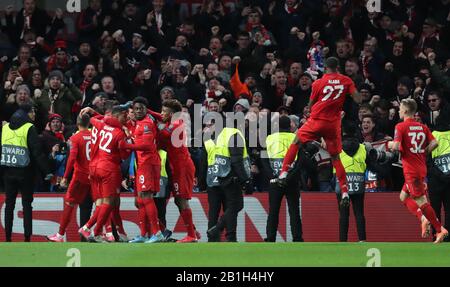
(147, 108), (163, 122)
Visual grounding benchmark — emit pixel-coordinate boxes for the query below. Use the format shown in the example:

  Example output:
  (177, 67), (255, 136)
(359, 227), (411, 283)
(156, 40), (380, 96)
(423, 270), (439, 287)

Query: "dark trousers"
(154, 197), (167, 228)
(207, 186), (227, 241)
(4, 175), (34, 241)
(428, 175), (450, 241)
(79, 195), (93, 242)
(266, 184), (303, 242)
(215, 181), (243, 242)
(336, 193), (366, 242)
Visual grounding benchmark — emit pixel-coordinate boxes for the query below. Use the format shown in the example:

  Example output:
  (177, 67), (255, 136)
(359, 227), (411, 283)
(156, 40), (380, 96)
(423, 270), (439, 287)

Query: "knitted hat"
(48, 70), (64, 81)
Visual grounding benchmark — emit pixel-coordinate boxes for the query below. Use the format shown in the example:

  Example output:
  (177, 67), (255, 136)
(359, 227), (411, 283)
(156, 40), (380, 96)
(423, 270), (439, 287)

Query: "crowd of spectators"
(1, 0), (450, 193)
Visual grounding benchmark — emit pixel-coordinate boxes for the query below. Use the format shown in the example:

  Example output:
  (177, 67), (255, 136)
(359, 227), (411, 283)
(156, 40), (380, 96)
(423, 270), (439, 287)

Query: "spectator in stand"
(46, 40), (72, 74)
(1, 84), (33, 123)
(424, 91), (449, 131)
(291, 72), (312, 116)
(287, 62), (302, 88)
(100, 75), (125, 104)
(34, 70), (82, 130)
(4, 0), (65, 47)
(344, 58), (364, 89)
(9, 44), (39, 81)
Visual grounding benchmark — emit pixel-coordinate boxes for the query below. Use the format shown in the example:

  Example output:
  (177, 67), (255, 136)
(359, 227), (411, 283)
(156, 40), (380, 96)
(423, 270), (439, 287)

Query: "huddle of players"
(47, 97), (199, 243)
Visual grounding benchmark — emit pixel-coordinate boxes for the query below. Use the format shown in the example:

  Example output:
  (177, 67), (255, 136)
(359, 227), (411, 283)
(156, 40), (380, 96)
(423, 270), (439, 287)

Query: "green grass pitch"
(1, 242), (449, 267)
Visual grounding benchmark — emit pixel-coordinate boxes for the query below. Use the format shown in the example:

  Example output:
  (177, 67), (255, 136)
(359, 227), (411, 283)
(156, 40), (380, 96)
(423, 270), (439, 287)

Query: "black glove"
(270, 171), (288, 188)
(240, 179), (253, 195)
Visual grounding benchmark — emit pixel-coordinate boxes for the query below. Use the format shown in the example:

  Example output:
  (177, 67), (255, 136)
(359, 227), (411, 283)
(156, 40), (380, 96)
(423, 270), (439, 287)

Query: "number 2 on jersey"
(321, 85), (344, 101)
(99, 130), (113, 153)
(408, 132), (426, 153)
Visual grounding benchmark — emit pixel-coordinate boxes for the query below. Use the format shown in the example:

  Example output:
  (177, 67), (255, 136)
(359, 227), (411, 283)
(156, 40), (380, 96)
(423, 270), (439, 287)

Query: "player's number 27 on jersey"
(321, 85), (344, 101)
(408, 132), (426, 154)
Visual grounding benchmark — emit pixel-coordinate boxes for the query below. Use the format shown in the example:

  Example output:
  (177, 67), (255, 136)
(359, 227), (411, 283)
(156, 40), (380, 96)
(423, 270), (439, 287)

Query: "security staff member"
(198, 114), (228, 242)
(207, 115), (251, 242)
(428, 120), (450, 241)
(1, 104), (51, 242)
(264, 116), (303, 242)
(334, 122), (366, 242)
(154, 149), (172, 239)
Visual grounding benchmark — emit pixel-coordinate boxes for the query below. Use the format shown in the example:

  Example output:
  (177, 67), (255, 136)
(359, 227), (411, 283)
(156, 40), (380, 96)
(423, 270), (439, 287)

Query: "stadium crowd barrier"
(0, 193), (432, 242)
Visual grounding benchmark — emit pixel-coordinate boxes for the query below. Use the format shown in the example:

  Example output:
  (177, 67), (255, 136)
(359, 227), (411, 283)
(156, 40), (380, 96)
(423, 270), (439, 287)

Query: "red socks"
(94, 203), (113, 236)
(143, 198), (159, 235)
(332, 159), (348, 194)
(180, 208), (196, 238)
(281, 143), (300, 173)
(86, 206), (100, 229)
(58, 203), (75, 235)
(137, 198), (148, 237)
(403, 197), (423, 222)
(420, 203), (442, 233)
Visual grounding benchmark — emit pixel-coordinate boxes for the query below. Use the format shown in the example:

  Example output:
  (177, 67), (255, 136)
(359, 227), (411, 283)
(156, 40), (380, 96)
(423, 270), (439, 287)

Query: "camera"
(368, 148), (398, 164)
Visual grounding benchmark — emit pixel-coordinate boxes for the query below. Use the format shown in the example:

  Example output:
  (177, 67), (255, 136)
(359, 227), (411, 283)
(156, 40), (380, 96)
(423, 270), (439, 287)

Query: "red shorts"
(402, 174), (427, 198)
(297, 118), (342, 156)
(91, 167), (122, 198)
(172, 160), (195, 199)
(136, 164), (160, 193)
(65, 178), (91, 204)
(89, 174), (101, 201)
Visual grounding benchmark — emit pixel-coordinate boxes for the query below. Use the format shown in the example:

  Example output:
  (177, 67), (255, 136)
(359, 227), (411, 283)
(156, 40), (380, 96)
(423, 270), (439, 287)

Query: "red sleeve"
(123, 139), (153, 151)
(309, 81), (320, 101)
(118, 133), (131, 160)
(147, 109), (162, 122)
(63, 138), (78, 179)
(90, 115), (103, 129)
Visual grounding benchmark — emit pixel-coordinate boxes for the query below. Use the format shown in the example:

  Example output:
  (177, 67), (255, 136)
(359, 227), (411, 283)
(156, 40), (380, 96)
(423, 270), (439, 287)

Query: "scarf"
(285, 4), (298, 14)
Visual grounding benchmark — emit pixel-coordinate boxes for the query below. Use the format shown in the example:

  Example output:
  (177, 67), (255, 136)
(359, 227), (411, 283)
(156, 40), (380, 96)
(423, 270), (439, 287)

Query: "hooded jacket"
(1, 109), (49, 177)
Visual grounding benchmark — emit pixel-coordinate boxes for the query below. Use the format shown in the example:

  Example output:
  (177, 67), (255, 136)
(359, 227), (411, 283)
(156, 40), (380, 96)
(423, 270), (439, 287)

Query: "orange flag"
(229, 63), (252, 100)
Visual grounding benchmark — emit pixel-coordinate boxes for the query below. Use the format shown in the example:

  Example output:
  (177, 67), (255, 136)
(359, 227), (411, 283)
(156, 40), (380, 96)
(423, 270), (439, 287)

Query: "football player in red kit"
(46, 114), (92, 242)
(122, 97), (165, 243)
(389, 99), (448, 243)
(278, 57), (361, 207)
(148, 99), (200, 243)
(79, 105), (130, 242)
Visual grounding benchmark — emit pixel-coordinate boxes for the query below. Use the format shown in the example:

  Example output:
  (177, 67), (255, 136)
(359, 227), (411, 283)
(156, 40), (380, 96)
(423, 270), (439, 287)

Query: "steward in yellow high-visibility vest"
(207, 114), (251, 242)
(198, 115), (228, 242)
(428, 123), (450, 239)
(155, 149), (169, 198)
(1, 104), (50, 242)
(333, 121), (367, 242)
(264, 116), (303, 242)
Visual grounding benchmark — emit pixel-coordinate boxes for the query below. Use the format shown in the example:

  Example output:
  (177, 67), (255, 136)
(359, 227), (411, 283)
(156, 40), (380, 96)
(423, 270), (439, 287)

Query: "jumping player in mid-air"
(278, 57), (361, 207)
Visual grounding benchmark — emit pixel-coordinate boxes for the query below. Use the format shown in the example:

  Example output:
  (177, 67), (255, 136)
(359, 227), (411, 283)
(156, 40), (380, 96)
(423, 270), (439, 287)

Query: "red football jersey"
(89, 115), (105, 170)
(91, 116), (129, 172)
(309, 73), (356, 121)
(394, 118), (435, 177)
(158, 118), (191, 167)
(64, 129), (91, 180)
(126, 115), (160, 166)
